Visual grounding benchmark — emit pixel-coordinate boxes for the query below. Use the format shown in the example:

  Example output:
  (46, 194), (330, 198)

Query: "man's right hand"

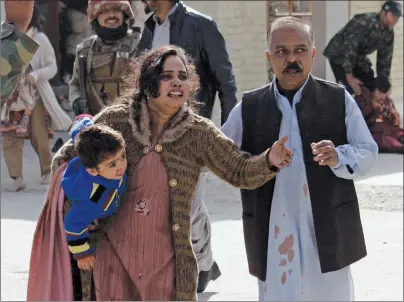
(5, 1), (34, 32)
(72, 98), (90, 116)
(346, 74), (363, 95)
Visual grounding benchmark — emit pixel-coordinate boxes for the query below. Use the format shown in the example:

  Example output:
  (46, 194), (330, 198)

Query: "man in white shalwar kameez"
(221, 17), (378, 301)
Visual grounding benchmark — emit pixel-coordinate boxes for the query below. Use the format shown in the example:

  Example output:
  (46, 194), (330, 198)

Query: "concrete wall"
(1, 1), (5, 23)
(189, 1), (269, 124)
(185, 1), (268, 102)
(311, 1), (350, 82)
(132, 0), (148, 30)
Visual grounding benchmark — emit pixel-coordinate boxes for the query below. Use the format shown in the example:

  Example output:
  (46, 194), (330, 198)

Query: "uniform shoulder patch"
(122, 31), (141, 53)
(77, 35), (97, 53)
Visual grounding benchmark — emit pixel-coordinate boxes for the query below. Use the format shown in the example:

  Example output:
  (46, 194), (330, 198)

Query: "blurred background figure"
(60, 1), (93, 85)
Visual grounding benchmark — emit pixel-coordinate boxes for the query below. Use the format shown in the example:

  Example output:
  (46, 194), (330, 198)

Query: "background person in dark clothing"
(324, 1), (401, 98)
(137, 0), (238, 293)
(324, 0), (403, 154)
(323, 0), (401, 98)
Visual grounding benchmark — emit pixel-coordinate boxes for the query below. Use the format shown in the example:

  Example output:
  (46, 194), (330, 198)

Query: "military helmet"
(87, 0), (135, 24)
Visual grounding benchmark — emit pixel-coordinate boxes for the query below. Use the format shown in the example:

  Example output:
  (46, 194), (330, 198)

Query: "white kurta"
(257, 81), (354, 301)
(221, 77), (378, 301)
(29, 29), (72, 131)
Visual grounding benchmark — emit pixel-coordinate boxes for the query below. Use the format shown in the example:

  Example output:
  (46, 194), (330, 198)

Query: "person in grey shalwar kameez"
(221, 17), (378, 301)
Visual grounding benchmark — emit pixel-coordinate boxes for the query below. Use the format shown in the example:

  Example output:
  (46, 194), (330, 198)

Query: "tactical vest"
(77, 30), (140, 114)
(240, 76), (366, 281)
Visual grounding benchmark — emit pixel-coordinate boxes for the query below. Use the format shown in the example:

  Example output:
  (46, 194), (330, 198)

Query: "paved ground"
(1, 132), (403, 301)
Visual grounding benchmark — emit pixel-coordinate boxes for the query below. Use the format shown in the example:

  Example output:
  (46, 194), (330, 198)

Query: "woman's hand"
(268, 136), (294, 169)
(77, 255), (95, 271)
(25, 74), (35, 84)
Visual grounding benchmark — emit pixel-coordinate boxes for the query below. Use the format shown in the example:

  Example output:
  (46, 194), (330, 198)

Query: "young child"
(62, 116), (127, 270)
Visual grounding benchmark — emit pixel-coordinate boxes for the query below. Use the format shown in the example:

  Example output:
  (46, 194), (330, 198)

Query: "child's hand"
(77, 255), (95, 271)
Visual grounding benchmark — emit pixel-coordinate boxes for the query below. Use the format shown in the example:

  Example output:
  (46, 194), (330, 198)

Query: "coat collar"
(127, 97), (195, 147)
(144, 1), (186, 32)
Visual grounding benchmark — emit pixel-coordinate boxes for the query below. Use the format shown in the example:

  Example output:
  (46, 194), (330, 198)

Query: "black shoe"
(52, 138), (64, 153)
(197, 261), (221, 293)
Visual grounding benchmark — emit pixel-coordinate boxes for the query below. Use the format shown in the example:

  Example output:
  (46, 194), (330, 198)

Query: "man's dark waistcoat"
(240, 75), (367, 281)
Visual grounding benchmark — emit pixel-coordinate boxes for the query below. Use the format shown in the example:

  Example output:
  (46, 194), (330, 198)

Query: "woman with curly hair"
(31, 45), (293, 301)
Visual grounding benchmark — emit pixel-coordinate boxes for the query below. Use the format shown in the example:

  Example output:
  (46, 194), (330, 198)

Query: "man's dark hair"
(75, 124), (125, 169)
(267, 16), (314, 51)
(120, 45), (200, 110)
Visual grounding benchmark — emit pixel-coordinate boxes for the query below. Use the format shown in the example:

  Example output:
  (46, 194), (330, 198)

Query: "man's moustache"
(283, 62), (303, 73)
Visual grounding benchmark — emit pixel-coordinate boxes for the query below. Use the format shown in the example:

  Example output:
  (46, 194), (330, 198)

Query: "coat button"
(169, 179), (177, 187)
(154, 144), (163, 153)
(143, 147), (149, 154)
(172, 224), (180, 232)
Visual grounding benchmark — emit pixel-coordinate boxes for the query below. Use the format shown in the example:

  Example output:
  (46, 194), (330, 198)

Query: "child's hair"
(75, 124), (126, 169)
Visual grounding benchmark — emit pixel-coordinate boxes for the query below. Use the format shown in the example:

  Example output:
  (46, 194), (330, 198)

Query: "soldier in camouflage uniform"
(1, 1), (39, 105)
(323, 0), (401, 98)
(69, 0), (141, 117)
(324, 0), (403, 154)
